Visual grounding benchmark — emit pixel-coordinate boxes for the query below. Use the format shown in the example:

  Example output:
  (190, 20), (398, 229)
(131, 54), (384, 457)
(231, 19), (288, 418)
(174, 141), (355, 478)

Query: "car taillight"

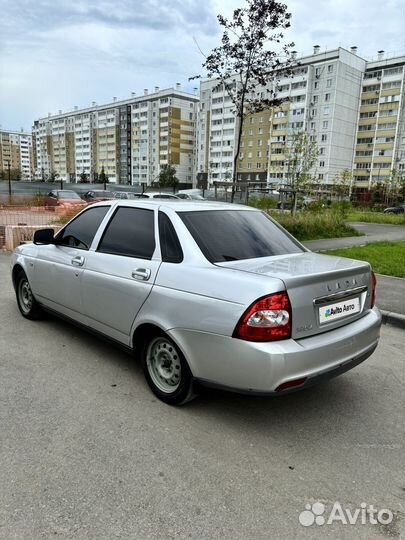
(371, 271), (377, 308)
(233, 292), (292, 342)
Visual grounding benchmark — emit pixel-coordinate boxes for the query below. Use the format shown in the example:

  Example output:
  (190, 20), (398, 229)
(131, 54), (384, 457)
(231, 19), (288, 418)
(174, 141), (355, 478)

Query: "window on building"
(325, 93), (331, 102)
(323, 120), (328, 129)
(327, 65), (333, 73)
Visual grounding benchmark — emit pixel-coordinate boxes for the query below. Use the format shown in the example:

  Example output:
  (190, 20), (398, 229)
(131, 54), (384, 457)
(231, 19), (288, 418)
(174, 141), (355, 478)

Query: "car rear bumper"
(168, 307), (382, 394)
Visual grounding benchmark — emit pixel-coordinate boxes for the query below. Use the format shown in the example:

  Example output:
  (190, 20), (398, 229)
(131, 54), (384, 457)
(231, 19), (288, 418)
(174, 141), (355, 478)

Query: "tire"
(141, 332), (196, 405)
(15, 270), (43, 320)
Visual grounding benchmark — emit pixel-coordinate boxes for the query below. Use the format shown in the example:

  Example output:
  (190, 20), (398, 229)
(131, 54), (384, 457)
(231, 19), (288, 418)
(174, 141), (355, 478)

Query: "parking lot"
(0, 254), (403, 539)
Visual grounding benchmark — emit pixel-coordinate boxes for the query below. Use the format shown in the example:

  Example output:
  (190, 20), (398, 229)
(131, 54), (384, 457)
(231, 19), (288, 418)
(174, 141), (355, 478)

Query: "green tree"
(385, 169), (403, 206)
(190, 0), (295, 201)
(79, 170), (89, 183)
(99, 166), (109, 188)
(332, 169), (353, 200)
(284, 131), (319, 216)
(159, 164), (179, 190)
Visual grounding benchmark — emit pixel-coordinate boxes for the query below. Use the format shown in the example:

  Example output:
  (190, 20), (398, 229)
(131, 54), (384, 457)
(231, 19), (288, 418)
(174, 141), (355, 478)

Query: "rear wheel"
(15, 270), (43, 320)
(141, 332), (195, 405)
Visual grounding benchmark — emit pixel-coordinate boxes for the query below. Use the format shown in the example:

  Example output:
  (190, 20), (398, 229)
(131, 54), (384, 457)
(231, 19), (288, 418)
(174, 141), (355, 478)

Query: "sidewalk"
(374, 274), (405, 316)
(304, 222), (405, 252)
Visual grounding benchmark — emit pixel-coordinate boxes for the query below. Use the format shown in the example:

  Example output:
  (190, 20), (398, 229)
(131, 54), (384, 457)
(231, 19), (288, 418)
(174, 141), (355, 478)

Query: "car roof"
(144, 192), (179, 196)
(88, 199), (256, 212)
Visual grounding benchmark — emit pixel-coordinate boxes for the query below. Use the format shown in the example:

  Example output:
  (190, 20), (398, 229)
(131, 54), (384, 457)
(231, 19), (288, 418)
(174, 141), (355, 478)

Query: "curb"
(381, 310), (405, 330)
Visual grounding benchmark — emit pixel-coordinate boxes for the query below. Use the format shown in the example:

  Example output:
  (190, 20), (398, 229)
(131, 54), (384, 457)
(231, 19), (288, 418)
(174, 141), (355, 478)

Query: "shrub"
(330, 200), (352, 219)
(248, 196), (278, 211)
(269, 211), (360, 241)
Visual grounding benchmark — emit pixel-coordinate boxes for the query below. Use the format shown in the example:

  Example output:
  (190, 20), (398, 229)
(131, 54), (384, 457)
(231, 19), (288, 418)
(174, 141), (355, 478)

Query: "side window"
(98, 207), (155, 259)
(56, 206), (109, 250)
(158, 212), (183, 263)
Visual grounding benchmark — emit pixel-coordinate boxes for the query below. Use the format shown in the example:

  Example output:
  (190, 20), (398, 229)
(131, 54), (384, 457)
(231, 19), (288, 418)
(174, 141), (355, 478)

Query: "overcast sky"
(0, 0), (403, 131)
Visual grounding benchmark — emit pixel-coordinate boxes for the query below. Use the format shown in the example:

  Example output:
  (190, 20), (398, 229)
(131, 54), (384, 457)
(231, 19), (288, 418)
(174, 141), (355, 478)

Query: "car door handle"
(71, 256), (85, 267)
(132, 268), (151, 281)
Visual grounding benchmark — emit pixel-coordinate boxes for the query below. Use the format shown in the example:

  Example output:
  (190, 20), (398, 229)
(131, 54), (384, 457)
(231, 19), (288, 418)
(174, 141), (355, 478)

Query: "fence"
(0, 205), (78, 251)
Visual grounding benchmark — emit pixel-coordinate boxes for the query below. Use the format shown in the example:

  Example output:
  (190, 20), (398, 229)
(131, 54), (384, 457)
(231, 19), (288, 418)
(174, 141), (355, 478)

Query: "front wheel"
(15, 270), (43, 320)
(141, 333), (195, 405)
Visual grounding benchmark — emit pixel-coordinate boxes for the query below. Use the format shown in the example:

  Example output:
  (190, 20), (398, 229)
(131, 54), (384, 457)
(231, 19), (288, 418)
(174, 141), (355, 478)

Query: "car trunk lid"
(216, 252), (373, 339)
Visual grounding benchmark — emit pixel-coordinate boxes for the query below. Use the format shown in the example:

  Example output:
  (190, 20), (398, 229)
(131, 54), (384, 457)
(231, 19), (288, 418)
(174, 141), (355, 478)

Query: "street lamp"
(7, 160), (11, 199)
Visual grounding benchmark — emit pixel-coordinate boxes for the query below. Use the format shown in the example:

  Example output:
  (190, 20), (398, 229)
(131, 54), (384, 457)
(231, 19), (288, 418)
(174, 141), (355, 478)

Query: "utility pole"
(7, 160), (11, 199)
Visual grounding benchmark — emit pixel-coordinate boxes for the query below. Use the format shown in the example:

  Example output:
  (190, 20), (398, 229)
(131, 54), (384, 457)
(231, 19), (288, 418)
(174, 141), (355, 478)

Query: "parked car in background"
(135, 192), (180, 200)
(113, 191), (139, 200)
(11, 200), (381, 405)
(383, 203), (405, 214)
(82, 190), (115, 202)
(45, 190), (87, 210)
(176, 189), (206, 201)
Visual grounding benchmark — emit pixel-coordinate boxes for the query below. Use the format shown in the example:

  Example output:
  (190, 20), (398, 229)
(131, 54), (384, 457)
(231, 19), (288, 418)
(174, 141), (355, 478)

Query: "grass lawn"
(327, 241), (405, 278)
(346, 211), (405, 225)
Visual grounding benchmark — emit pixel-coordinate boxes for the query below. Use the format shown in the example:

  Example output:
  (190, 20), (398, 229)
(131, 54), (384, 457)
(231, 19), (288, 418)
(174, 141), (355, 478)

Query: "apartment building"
(353, 52), (405, 188)
(33, 86), (199, 185)
(198, 46), (404, 190)
(0, 129), (34, 180)
(198, 47), (367, 187)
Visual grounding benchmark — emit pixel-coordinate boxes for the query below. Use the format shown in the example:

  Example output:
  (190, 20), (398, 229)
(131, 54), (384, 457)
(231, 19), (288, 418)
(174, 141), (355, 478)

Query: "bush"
(330, 200), (352, 219)
(31, 193), (48, 207)
(305, 200), (328, 213)
(248, 196), (278, 211)
(268, 211), (360, 241)
(52, 208), (82, 225)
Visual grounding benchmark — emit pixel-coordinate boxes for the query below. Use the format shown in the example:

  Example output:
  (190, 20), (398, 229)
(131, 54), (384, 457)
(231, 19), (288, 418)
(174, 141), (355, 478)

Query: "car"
(383, 203), (405, 214)
(176, 189), (206, 201)
(45, 190), (87, 210)
(137, 192), (180, 200)
(82, 190), (115, 202)
(113, 191), (139, 200)
(11, 200), (381, 405)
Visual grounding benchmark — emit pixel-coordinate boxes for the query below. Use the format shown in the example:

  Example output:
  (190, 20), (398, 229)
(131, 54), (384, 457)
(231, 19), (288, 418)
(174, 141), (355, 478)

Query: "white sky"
(0, 0), (404, 130)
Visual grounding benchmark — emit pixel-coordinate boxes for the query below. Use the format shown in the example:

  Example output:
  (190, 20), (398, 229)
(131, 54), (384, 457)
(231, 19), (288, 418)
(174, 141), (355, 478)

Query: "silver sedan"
(11, 200), (381, 405)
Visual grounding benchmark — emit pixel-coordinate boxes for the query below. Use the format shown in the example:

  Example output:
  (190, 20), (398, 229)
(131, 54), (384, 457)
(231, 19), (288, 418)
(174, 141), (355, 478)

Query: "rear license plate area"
(319, 296), (361, 325)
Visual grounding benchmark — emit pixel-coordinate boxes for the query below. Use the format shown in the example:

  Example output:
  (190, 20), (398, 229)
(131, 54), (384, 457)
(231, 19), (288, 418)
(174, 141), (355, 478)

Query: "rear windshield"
(179, 210), (303, 263)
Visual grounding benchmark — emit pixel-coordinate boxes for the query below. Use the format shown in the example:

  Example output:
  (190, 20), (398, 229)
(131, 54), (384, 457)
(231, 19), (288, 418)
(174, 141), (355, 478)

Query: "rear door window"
(179, 210), (303, 263)
(98, 207), (155, 259)
(158, 212), (183, 263)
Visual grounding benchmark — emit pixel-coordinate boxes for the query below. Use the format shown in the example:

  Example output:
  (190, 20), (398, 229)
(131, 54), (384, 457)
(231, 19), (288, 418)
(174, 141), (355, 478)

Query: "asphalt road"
(0, 255), (404, 540)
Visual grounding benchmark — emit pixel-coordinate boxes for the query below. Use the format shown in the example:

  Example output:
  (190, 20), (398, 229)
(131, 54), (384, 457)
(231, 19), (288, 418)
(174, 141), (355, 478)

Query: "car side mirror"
(33, 228), (55, 245)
